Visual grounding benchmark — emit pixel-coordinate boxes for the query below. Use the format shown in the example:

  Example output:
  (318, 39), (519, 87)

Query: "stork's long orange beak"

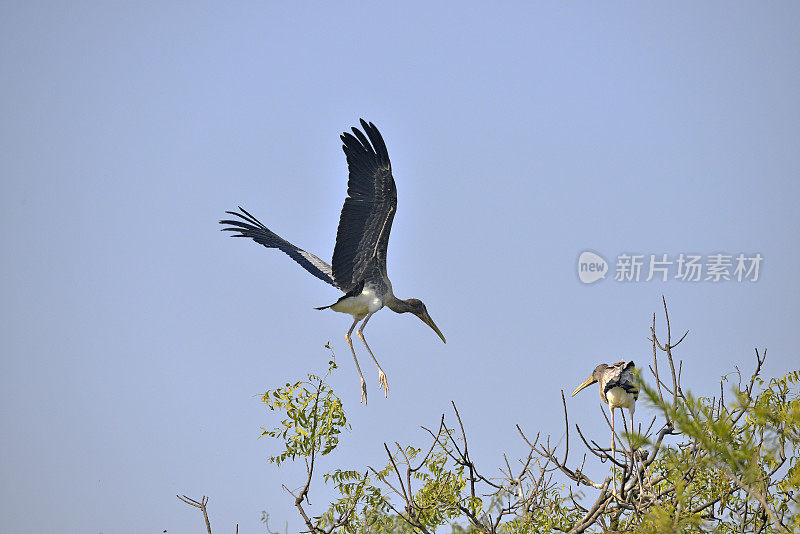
(572, 376), (597, 397)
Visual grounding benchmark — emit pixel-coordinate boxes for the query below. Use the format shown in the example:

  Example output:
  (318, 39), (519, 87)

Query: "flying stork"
(220, 119), (446, 404)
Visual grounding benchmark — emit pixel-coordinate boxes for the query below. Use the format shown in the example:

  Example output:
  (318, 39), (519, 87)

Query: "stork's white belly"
(330, 287), (383, 318)
(606, 387), (636, 411)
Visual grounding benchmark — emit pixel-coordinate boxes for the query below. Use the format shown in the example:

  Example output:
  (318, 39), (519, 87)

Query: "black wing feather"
(220, 206), (339, 289)
(603, 361), (639, 399)
(331, 120), (397, 291)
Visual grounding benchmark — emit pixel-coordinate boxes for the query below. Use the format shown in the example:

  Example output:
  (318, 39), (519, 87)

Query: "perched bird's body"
(573, 360), (638, 490)
(591, 361), (638, 414)
(604, 386), (636, 412)
(220, 120), (445, 403)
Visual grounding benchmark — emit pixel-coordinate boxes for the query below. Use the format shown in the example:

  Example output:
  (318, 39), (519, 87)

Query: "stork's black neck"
(386, 297), (415, 314)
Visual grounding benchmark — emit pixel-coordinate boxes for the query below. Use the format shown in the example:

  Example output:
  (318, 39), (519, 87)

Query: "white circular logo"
(578, 251), (608, 284)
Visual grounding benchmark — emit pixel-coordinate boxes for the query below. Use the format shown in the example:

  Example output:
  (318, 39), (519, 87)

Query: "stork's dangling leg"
(356, 312), (389, 398)
(345, 318), (368, 404)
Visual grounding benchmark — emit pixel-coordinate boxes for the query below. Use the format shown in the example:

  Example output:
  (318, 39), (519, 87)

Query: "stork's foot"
(378, 370), (389, 398)
(360, 377), (368, 405)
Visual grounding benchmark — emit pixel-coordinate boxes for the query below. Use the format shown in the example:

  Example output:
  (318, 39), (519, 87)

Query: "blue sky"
(1, 3), (798, 533)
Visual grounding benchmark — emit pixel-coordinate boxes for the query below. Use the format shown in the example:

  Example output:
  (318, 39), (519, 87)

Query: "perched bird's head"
(572, 364), (609, 396)
(406, 299), (446, 344)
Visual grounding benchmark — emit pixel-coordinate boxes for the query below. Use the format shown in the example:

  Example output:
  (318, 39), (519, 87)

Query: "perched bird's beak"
(572, 376), (597, 397)
(418, 310), (446, 344)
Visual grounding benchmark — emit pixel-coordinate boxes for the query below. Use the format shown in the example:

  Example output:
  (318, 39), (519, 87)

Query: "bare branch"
(177, 494), (212, 534)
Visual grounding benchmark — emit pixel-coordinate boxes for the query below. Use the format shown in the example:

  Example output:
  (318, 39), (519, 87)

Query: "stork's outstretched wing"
(603, 361), (639, 398)
(331, 119), (397, 292)
(220, 206), (339, 289)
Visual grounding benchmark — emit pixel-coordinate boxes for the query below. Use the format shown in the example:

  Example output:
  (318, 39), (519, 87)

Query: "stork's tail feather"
(220, 206), (339, 289)
(313, 280), (365, 311)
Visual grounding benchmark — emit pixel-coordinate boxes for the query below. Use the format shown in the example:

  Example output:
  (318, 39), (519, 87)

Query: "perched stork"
(220, 120), (445, 404)
(572, 361), (638, 480)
